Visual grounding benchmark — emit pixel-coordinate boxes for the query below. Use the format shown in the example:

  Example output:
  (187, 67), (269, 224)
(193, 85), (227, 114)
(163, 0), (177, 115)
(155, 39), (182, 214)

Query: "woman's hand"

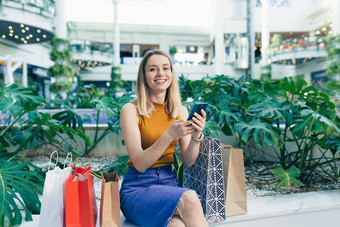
(166, 120), (195, 140)
(190, 109), (206, 139)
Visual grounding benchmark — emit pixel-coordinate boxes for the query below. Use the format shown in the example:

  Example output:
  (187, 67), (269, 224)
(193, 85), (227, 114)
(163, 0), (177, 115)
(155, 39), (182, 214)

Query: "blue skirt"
(120, 165), (188, 227)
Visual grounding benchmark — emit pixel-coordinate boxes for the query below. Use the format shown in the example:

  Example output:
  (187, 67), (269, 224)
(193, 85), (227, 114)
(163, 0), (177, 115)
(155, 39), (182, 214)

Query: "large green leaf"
(0, 84), (45, 117)
(0, 160), (43, 226)
(281, 77), (333, 106)
(271, 165), (304, 188)
(52, 109), (84, 129)
(92, 96), (117, 118)
(292, 101), (340, 137)
(234, 119), (281, 147)
(326, 135), (340, 155)
(248, 100), (283, 120)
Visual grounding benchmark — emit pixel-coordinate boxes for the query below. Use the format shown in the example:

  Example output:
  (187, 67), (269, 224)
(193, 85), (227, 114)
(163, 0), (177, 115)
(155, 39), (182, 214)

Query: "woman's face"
(144, 54), (173, 95)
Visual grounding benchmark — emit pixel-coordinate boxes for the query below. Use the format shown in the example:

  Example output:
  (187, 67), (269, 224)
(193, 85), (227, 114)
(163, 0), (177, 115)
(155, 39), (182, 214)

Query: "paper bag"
(100, 172), (121, 227)
(39, 151), (72, 227)
(183, 137), (226, 223)
(221, 144), (247, 216)
(65, 166), (98, 227)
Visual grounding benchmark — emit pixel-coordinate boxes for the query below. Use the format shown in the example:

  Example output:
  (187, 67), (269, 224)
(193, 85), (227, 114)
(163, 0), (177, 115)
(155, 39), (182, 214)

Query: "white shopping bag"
(39, 151), (73, 227)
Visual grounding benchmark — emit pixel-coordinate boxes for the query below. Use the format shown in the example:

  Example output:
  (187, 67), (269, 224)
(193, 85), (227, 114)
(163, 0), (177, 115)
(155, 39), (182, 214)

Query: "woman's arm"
(120, 103), (195, 172)
(179, 106), (206, 167)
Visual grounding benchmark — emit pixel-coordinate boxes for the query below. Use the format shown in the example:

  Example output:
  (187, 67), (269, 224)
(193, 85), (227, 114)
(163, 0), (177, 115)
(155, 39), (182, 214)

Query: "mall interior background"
(0, 0), (338, 99)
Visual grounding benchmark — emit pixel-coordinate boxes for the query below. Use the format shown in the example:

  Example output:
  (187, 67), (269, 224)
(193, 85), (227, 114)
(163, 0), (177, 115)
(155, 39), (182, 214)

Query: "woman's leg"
(168, 215), (185, 227)
(173, 190), (208, 227)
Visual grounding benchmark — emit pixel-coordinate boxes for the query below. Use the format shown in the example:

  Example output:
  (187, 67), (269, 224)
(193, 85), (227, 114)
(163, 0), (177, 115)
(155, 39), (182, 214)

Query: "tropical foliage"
(0, 84), (91, 226)
(179, 75), (340, 185)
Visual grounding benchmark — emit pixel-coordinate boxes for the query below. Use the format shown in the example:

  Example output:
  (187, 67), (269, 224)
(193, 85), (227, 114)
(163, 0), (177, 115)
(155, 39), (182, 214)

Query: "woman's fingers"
(191, 111), (206, 129)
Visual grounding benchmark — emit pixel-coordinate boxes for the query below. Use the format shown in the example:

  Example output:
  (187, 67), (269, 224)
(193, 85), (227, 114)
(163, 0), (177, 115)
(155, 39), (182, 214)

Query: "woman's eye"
(149, 68), (156, 71)
(164, 67), (169, 71)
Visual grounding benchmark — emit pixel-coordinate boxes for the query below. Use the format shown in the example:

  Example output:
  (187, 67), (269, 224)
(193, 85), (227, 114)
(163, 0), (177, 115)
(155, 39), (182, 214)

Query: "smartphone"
(187, 103), (208, 120)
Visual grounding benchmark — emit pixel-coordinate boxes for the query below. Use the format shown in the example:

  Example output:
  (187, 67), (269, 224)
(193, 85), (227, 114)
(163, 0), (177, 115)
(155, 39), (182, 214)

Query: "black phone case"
(187, 103), (208, 120)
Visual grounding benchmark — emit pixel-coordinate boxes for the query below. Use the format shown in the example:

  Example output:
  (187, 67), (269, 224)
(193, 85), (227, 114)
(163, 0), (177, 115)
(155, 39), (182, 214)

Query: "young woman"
(120, 49), (208, 227)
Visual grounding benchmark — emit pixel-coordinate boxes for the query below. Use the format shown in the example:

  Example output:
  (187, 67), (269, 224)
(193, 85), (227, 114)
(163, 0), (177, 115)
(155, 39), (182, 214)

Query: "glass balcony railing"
(1, 0), (55, 18)
(70, 40), (113, 57)
(271, 36), (327, 54)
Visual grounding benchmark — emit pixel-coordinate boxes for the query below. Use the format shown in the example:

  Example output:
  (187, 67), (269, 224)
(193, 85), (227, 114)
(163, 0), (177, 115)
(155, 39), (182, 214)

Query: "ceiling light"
(26, 36), (30, 39)
(43, 34), (47, 38)
(322, 27), (326, 31)
(2, 35), (6, 38)
(315, 31), (320, 35)
(29, 34), (33, 38)
(36, 38), (40, 41)
(21, 29), (26, 33)
(9, 30), (13, 33)
(20, 24), (24, 28)
(15, 35), (18, 39)
(9, 33), (13, 37)
(21, 38), (25, 41)
(25, 27), (29, 31)
(37, 29), (41, 33)
(8, 26), (12, 29)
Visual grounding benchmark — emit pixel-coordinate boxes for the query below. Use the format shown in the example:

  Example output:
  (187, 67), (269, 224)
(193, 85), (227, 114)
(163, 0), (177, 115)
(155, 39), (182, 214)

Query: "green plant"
(48, 37), (74, 94)
(62, 83), (94, 108)
(179, 75), (340, 185)
(107, 66), (125, 98)
(271, 165), (304, 188)
(326, 34), (340, 80)
(0, 160), (44, 226)
(0, 84), (91, 226)
(53, 84), (134, 156)
(0, 84), (91, 157)
(173, 146), (183, 186)
(271, 33), (282, 45)
(246, 77), (340, 183)
(169, 45), (177, 57)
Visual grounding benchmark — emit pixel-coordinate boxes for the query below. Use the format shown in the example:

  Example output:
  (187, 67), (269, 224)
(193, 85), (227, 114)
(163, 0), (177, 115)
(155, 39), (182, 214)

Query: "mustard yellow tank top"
(126, 102), (180, 168)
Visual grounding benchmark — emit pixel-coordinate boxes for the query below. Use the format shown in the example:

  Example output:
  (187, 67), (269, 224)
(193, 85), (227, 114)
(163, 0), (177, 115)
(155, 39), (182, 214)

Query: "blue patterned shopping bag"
(183, 137), (226, 223)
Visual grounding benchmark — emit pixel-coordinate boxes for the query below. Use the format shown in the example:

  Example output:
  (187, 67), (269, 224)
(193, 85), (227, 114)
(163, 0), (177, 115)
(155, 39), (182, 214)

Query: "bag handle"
(63, 152), (73, 169)
(81, 164), (102, 179)
(48, 151), (59, 171)
(221, 144), (233, 149)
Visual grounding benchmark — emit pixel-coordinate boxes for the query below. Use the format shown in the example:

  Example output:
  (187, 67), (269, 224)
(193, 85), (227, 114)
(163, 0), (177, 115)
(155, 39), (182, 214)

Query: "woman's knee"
(168, 216), (185, 227)
(180, 190), (202, 210)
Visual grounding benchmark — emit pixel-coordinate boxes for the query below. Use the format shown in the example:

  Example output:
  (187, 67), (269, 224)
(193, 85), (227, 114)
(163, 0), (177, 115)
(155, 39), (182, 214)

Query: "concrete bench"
(22, 189), (340, 227)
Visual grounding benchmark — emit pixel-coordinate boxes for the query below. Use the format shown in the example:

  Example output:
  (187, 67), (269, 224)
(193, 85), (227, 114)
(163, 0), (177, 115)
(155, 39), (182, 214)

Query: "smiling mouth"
(154, 79), (167, 83)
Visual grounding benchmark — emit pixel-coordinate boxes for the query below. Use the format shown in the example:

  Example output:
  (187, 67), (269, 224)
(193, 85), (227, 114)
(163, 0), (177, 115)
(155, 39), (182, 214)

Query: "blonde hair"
(135, 49), (181, 118)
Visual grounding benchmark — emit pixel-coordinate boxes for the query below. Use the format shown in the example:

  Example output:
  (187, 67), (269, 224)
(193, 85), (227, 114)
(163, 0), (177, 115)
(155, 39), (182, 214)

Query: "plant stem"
(8, 126), (40, 161)
(299, 115), (315, 171)
(0, 112), (26, 137)
(94, 109), (100, 143)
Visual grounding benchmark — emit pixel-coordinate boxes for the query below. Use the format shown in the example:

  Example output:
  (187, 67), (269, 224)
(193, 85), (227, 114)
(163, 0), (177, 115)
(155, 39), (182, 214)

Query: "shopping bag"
(183, 137), (248, 223)
(65, 165), (98, 227)
(39, 151), (73, 227)
(100, 171), (121, 227)
(183, 137), (226, 223)
(221, 144), (247, 216)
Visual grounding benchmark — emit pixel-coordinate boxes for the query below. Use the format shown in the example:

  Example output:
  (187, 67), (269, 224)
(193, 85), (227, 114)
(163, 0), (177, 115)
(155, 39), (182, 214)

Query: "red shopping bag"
(65, 166), (98, 227)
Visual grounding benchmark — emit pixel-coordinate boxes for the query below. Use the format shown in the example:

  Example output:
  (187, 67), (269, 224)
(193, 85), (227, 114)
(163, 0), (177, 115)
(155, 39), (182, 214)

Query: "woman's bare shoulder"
(121, 102), (139, 118)
(122, 102), (136, 110)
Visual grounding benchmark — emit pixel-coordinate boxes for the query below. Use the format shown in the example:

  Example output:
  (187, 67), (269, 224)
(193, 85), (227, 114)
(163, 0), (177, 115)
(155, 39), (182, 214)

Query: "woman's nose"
(157, 69), (164, 76)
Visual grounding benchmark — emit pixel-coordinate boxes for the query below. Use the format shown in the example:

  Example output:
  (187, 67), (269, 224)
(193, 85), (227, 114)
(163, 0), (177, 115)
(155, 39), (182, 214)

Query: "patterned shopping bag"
(183, 137), (226, 223)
